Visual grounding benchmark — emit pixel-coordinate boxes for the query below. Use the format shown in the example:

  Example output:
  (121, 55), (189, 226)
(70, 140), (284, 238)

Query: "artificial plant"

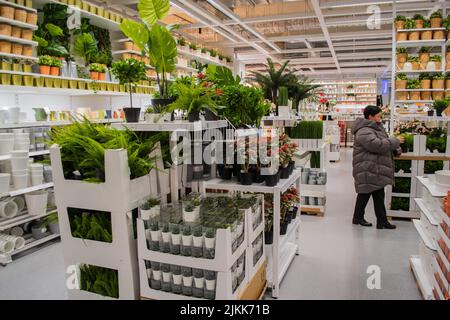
(111, 58), (147, 108)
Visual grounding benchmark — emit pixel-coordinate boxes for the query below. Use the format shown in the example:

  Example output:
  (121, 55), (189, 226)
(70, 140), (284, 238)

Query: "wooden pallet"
(301, 207), (325, 217)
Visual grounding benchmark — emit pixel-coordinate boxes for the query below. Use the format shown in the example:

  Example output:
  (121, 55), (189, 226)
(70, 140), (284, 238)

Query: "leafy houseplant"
(395, 73), (408, 89)
(140, 197), (160, 220)
(413, 14), (424, 28)
(432, 72), (445, 89)
(111, 58), (147, 122)
(33, 23), (69, 58)
(430, 10), (443, 28)
(38, 55), (53, 75)
(73, 33), (98, 66)
(89, 63), (106, 80)
(277, 86), (289, 106)
(170, 223), (181, 255)
(395, 15), (406, 29)
(181, 225), (192, 256)
(192, 225), (203, 258)
(203, 227), (216, 259)
(79, 264), (118, 298)
(432, 99), (448, 116)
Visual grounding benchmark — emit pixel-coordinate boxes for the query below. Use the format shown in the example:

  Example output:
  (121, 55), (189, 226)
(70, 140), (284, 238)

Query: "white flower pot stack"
(0, 199), (18, 218)
(29, 163), (44, 186)
(0, 173), (10, 194)
(25, 190), (48, 215)
(14, 133), (30, 151)
(7, 107), (20, 124)
(0, 133), (14, 156)
(0, 233), (25, 249)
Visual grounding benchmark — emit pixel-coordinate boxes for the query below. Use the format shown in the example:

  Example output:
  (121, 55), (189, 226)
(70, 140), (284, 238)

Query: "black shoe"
(352, 219), (373, 227)
(376, 222), (396, 229)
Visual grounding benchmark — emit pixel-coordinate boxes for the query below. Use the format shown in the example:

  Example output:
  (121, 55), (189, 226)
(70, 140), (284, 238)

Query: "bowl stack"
(13, 132), (30, 151)
(10, 150), (29, 189)
(0, 133), (14, 156)
(29, 163), (43, 186)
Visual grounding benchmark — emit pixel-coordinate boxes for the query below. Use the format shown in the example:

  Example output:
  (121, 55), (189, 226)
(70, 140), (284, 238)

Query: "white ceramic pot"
(205, 236), (216, 249)
(14, 141), (30, 151)
(152, 269), (162, 281)
(0, 173), (10, 193)
(162, 231), (171, 243)
(29, 163), (43, 171)
(25, 191), (48, 215)
(7, 107), (20, 124)
(150, 229), (161, 242)
(426, 61), (438, 71)
(9, 226), (23, 237)
(144, 113), (163, 123)
(162, 272), (171, 282)
(146, 268), (152, 279)
(182, 209), (196, 222)
(145, 229), (151, 242)
(402, 62), (413, 71)
(173, 274), (182, 285)
(13, 174), (28, 189)
(0, 110), (8, 124)
(0, 200), (18, 218)
(140, 209), (152, 220)
(10, 157), (29, 171)
(205, 279), (216, 291)
(194, 277), (204, 288)
(0, 233), (24, 249)
(182, 234), (192, 246)
(182, 275), (193, 286)
(0, 238), (14, 253)
(193, 235), (203, 247)
(31, 174), (43, 186)
(0, 137), (14, 156)
(149, 206), (160, 218)
(171, 233), (181, 245)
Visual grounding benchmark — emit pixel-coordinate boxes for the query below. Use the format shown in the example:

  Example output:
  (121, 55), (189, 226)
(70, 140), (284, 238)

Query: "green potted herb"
(192, 225), (203, 258)
(38, 55), (53, 75)
(419, 73), (432, 101)
(407, 56), (419, 70)
(430, 10), (443, 28)
(160, 222), (171, 253)
(182, 201), (196, 223)
(413, 14), (424, 28)
(140, 197), (160, 220)
(204, 227), (216, 259)
(161, 263), (171, 292)
(192, 268), (204, 298)
(189, 43), (198, 52)
(419, 47), (430, 64)
(182, 267), (193, 296)
(406, 79), (420, 100)
(150, 261), (161, 290)
(421, 19), (432, 39)
(170, 223), (181, 255)
(396, 47), (407, 63)
(432, 99), (448, 116)
(170, 264), (182, 294)
(40, 213), (59, 234)
(181, 225), (192, 256)
(395, 73), (408, 90)
(430, 55), (442, 71)
(111, 58), (147, 122)
(148, 219), (160, 251)
(432, 72), (445, 90)
(395, 15), (406, 29)
(204, 269), (216, 299)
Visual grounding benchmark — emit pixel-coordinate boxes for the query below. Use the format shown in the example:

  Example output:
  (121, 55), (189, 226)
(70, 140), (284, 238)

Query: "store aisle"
(274, 148), (421, 300)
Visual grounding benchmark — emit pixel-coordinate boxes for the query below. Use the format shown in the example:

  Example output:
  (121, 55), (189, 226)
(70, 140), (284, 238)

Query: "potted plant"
(189, 43), (197, 53)
(38, 55), (52, 75)
(421, 19), (432, 40)
(406, 79), (420, 100)
(89, 63), (105, 80)
(191, 225), (203, 258)
(170, 264), (182, 294)
(160, 263), (171, 292)
(444, 14), (450, 39)
(203, 227), (216, 259)
(210, 49), (218, 61)
(407, 56), (419, 70)
(181, 225), (192, 256)
(433, 99), (448, 116)
(430, 10), (443, 28)
(195, 46), (202, 56)
(177, 37), (186, 49)
(140, 197), (160, 220)
(406, 19), (419, 41)
(40, 213), (59, 234)
(413, 14), (424, 28)
(419, 47), (430, 68)
(201, 48), (207, 57)
(111, 58), (146, 122)
(432, 72), (445, 89)
(50, 57), (61, 76)
(149, 261), (161, 290)
(170, 223), (181, 255)
(160, 222), (171, 253)
(429, 55), (442, 71)
(192, 268), (204, 298)
(419, 73), (432, 100)
(204, 270), (216, 299)
(181, 267), (193, 296)
(147, 219), (160, 251)
(395, 15), (406, 29)
(396, 47), (408, 64)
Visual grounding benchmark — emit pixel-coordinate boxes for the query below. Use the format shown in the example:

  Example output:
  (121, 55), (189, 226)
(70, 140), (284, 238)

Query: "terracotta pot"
(11, 43), (23, 55)
(90, 71), (99, 80)
(445, 91), (450, 99)
(412, 62), (419, 70)
(14, 9), (27, 23)
(396, 33), (408, 41)
(0, 6), (14, 20)
(396, 91), (408, 100)
(396, 62), (405, 70)
(421, 91), (431, 100)
(433, 30), (445, 40)
(446, 79), (450, 89)
(419, 53), (429, 63)
(434, 61), (442, 70)
(409, 32), (420, 41)
(446, 52), (450, 63)
(420, 79), (431, 89)
(432, 79), (444, 89)
(432, 91), (444, 100)
(397, 53), (407, 63)
(430, 17), (443, 28)
(421, 30), (432, 40)
(122, 53), (131, 60)
(22, 45), (32, 56)
(395, 21), (405, 29)
(0, 24), (12, 36)
(98, 72), (105, 81)
(39, 65), (50, 75)
(21, 29), (33, 40)
(26, 12), (37, 25)
(396, 79), (407, 89)
(11, 27), (21, 39)
(124, 41), (133, 51)
(50, 66), (59, 76)
(410, 91), (421, 100)
(419, 62), (428, 70)
(0, 41), (11, 53)
(415, 20), (424, 29)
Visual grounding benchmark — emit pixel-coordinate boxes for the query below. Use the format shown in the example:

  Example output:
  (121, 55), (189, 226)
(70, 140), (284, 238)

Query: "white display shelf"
(396, 70), (444, 74)
(0, 208), (57, 231)
(393, 114), (450, 121)
(0, 182), (54, 198)
(0, 16), (37, 30)
(0, 233), (59, 265)
(396, 89), (445, 92)
(397, 28), (445, 32)
(0, 119), (123, 129)
(0, 52), (37, 61)
(413, 219), (437, 251)
(0, 34), (38, 46)
(112, 49), (142, 56)
(0, 85), (155, 97)
(388, 209), (420, 219)
(334, 100), (376, 103)
(414, 198), (441, 226)
(177, 49), (230, 68)
(395, 172), (412, 177)
(262, 115), (301, 121)
(409, 255), (435, 300)
(395, 100), (434, 103)
(176, 64), (197, 72)
(438, 226), (450, 251)
(266, 242), (297, 288)
(0, 0), (37, 12)
(396, 40), (446, 47)
(417, 176), (447, 197)
(391, 192), (411, 198)
(279, 218), (301, 251)
(112, 120), (228, 132)
(0, 149), (49, 161)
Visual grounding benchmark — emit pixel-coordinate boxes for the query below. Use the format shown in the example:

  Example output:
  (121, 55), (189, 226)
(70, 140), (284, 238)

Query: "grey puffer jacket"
(352, 118), (400, 194)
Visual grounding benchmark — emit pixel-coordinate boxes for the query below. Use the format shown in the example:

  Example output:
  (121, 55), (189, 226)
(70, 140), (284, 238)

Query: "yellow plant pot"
(61, 79), (68, 89)
(114, 84), (120, 91)
(409, 91), (421, 100)
(107, 83), (114, 91)
(412, 62), (419, 70)
(110, 13), (116, 21)
(12, 63), (22, 72)
(12, 74), (23, 86)
(396, 33), (408, 42)
(69, 80), (77, 89)
(35, 77), (44, 87)
(68, 0), (75, 5)
(75, 0), (82, 8)
(23, 64), (32, 73)
(395, 80), (407, 89)
(395, 21), (405, 30)
(119, 84), (126, 92)
(23, 75), (33, 86)
(25, 0), (33, 8)
(53, 78), (61, 88)
(89, 6), (96, 15)
(1, 73), (11, 85)
(446, 91), (450, 99)
(78, 81), (86, 90)
(433, 30), (445, 40)
(100, 83), (107, 91)
(1, 61), (11, 70)
(97, 8), (104, 16)
(103, 10), (110, 19)
(432, 79), (444, 89)
(82, 1), (89, 11)
(408, 32), (420, 41)
(44, 78), (53, 88)
(60, 0), (68, 4)
(16, 0), (25, 5)
(396, 91), (408, 100)
(420, 80), (431, 89)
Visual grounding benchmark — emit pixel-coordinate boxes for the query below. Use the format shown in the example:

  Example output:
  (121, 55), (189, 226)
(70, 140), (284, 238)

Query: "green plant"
(431, 55), (442, 62)
(89, 63), (105, 73)
(184, 202), (194, 212)
(404, 19), (415, 29)
(226, 57), (232, 63)
(204, 227), (216, 238)
(51, 58), (62, 68)
(91, 52), (110, 65)
(431, 10), (442, 19)
(419, 47), (431, 53)
(177, 37), (186, 46)
(69, 210), (112, 242)
(111, 58), (147, 108)
(394, 160), (411, 173)
(310, 151), (321, 169)
(40, 213), (58, 228)
(407, 56), (419, 62)
(397, 47), (407, 54)
(205, 65), (241, 86)
(445, 72), (450, 80)
(192, 225), (203, 237)
(395, 15), (406, 22)
(278, 86), (288, 106)
(432, 99), (448, 114)
(201, 48), (207, 54)
(73, 33), (98, 66)
(141, 197), (160, 210)
(424, 160), (444, 174)
(419, 73), (432, 80)
(33, 23), (69, 57)
(182, 225), (191, 236)
(396, 73), (407, 80)
(391, 197), (409, 211)
(423, 19), (431, 28)
(171, 223), (180, 235)
(413, 14), (424, 21)
(406, 79), (420, 89)
(443, 15), (450, 30)
(393, 177), (411, 193)
(189, 43), (198, 50)
(290, 121), (324, 139)
(433, 72), (445, 79)
(79, 264), (118, 298)
(38, 55), (53, 66)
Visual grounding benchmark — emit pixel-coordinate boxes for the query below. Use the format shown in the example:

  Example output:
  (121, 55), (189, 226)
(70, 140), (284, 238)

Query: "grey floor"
(0, 148), (421, 300)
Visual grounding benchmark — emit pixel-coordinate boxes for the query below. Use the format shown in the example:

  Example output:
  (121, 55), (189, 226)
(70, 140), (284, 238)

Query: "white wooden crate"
(246, 229), (265, 280)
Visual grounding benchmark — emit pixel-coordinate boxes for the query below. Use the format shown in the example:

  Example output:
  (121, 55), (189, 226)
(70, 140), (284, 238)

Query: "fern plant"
(73, 33), (98, 66)
(79, 264), (119, 298)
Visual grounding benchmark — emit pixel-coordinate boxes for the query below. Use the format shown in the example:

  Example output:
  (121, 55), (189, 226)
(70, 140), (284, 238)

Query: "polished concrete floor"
(0, 148), (421, 300)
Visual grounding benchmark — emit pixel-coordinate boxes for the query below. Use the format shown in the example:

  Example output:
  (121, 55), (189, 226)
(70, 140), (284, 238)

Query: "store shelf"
(397, 28), (445, 32)
(177, 48), (230, 68)
(431, 273), (445, 300)
(396, 39), (446, 47)
(434, 257), (449, 288)
(413, 219), (437, 251)
(409, 255), (434, 300)
(0, 150), (50, 161)
(112, 49), (142, 56)
(175, 64), (197, 72)
(388, 209), (420, 219)
(397, 70), (444, 74)
(394, 114), (450, 121)
(0, 0), (37, 12)
(112, 120), (228, 132)
(391, 192), (411, 197)
(1, 182), (54, 198)
(0, 52), (37, 61)
(279, 218), (301, 251)
(414, 198), (441, 226)
(395, 100), (434, 103)
(0, 208), (57, 231)
(0, 16), (37, 30)
(301, 204), (325, 212)
(0, 35), (38, 46)
(0, 119), (123, 130)
(417, 176), (448, 197)
(0, 85), (155, 97)
(394, 172), (412, 177)
(396, 89), (445, 92)
(0, 233), (60, 265)
(266, 242), (297, 287)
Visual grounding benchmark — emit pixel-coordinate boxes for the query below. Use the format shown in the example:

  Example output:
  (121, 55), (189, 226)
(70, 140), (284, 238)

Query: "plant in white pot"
(144, 260), (152, 285)
(140, 197), (160, 220)
(191, 225), (204, 258)
(160, 222), (171, 253)
(192, 268), (204, 298)
(148, 219), (160, 251)
(204, 269), (216, 300)
(144, 106), (164, 123)
(161, 263), (171, 292)
(170, 264), (182, 294)
(170, 223), (181, 255)
(40, 213), (59, 234)
(150, 261), (161, 290)
(204, 227), (216, 259)
(182, 201), (196, 223)
(181, 267), (193, 296)
(181, 225), (192, 256)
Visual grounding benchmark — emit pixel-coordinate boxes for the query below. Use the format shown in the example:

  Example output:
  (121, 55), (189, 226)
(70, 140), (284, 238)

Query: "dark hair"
(364, 105), (382, 119)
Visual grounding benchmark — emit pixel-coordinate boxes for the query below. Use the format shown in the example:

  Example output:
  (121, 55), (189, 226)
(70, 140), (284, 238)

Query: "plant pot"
(23, 75), (33, 86)
(265, 171), (278, 186)
(409, 91), (421, 100)
(60, 79), (68, 89)
(421, 30), (432, 40)
(395, 21), (405, 30)
(0, 41), (11, 53)
(204, 109), (217, 121)
(396, 53), (407, 63)
(421, 92), (431, 100)
(35, 77), (44, 87)
(0, 6), (14, 20)
(420, 79), (431, 89)
(432, 91), (444, 100)
(89, 5), (97, 15)
(395, 79), (407, 90)
(419, 53), (429, 64)
(219, 166), (233, 180)
(188, 110), (200, 122)
(415, 19), (424, 29)
(192, 236), (203, 258)
(171, 233), (181, 255)
(181, 234), (192, 256)
(0, 24), (11, 36)
(239, 171), (253, 185)
(69, 80), (77, 89)
(82, 2), (89, 11)
(264, 229), (273, 244)
(432, 79), (444, 89)
(433, 30), (445, 40)
(12, 74), (22, 86)
(0, 199), (17, 218)
(25, 191), (47, 215)
(396, 91), (408, 101)
(98, 72), (105, 81)
(50, 66), (59, 76)
(31, 225), (48, 240)
(408, 31), (420, 41)
(445, 91), (450, 99)
(39, 65), (50, 75)
(53, 78), (61, 88)
(251, 169), (265, 183)
(396, 32), (407, 41)
(97, 7), (104, 17)
(78, 81), (86, 90)
(14, 9), (27, 22)
(123, 107), (141, 123)
(90, 71), (99, 80)
(11, 43), (23, 55)
(428, 110), (434, 116)
(430, 17), (442, 28)
(161, 231), (171, 253)
(280, 165), (290, 179)
(48, 222), (59, 234)
(445, 79), (450, 89)
(0, 60), (11, 70)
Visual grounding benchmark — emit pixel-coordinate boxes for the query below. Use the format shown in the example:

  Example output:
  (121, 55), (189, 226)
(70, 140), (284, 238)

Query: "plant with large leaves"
(286, 74), (320, 109)
(250, 58), (296, 105)
(73, 33), (98, 66)
(33, 23), (69, 57)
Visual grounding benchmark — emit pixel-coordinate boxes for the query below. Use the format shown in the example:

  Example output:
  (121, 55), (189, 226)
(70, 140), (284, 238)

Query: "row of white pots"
(146, 268), (216, 291)
(146, 226), (216, 251)
(0, 232), (25, 253)
(0, 190), (47, 218)
(0, 107), (22, 125)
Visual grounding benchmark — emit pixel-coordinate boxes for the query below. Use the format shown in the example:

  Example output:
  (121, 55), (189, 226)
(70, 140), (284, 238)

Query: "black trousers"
(353, 188), (388, 224)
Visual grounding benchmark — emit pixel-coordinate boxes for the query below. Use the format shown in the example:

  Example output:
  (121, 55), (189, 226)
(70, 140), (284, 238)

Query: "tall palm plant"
(250, 59), (295, 105)
(286, 74), (321, 109)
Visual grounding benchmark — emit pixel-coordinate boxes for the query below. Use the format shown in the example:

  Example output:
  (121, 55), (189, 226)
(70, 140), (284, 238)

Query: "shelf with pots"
(0, 0), (36, 13)
(0, 16), (37, 30)
(395, 12), (448, 43)
(176, 42), (232, 69)
(0, 34), (37, 46)
(0, 208), (57, 232)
